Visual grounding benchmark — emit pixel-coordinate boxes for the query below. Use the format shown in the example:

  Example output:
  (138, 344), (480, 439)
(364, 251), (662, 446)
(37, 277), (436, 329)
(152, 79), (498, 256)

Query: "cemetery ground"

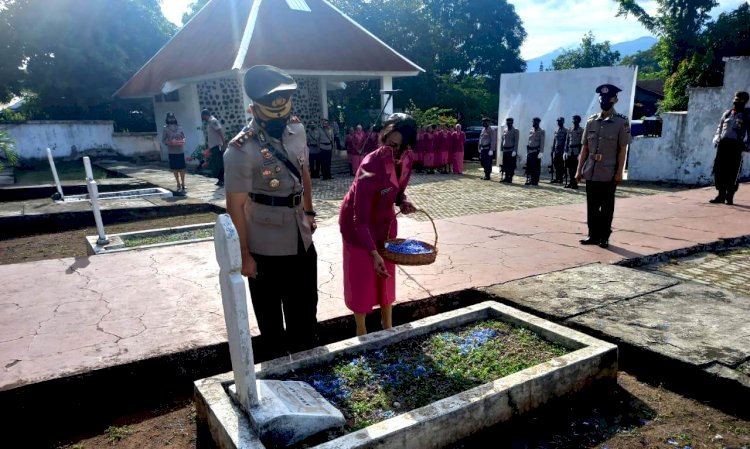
(2, 159), (749, 448)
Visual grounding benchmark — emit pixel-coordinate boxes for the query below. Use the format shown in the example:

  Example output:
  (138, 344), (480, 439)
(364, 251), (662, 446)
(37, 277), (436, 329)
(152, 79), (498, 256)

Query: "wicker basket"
(379, 209), (438, 266)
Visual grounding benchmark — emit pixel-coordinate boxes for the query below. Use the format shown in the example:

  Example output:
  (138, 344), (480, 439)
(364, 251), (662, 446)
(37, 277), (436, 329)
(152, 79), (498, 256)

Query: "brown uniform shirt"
(527, 127), (545, 154)
(224, 120), (313, 256)
(581, 109), (631, 182)
(566, 125), (584, 156)
(501, 127), (519, 153)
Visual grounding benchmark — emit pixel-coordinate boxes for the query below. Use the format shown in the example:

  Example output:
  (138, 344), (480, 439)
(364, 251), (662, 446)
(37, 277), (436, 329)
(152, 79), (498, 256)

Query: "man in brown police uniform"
(550, 117), (567, 184)
(224, 65), (318, 357)
(525, 117), (545, 186)
(576, 84), (631, 249)
(500, 117), (519, 183)
(710, 91), (749, 205)
(313, 117), (337, 180)
(564, 115), (584, 189)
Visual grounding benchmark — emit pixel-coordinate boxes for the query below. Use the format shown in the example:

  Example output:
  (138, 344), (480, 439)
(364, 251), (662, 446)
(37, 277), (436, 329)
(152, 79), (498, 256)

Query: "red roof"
(116, 0), (423, 98)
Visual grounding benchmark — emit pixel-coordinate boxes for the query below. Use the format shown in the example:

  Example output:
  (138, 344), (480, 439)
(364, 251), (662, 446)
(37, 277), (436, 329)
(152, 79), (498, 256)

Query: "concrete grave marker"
(214, 214), (345, 447)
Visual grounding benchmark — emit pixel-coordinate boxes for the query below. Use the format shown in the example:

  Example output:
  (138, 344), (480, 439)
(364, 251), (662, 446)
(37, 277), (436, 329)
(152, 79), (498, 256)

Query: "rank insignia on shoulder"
(615, 113), (629, 120)
(231, 130), (255, 147)
(290, 115), (302, 124)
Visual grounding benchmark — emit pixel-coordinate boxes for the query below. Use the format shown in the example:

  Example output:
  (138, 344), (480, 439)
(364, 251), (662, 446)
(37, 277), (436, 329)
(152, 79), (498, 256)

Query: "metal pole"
(83, 157), (109, 245)
(46, 148), (65, 201)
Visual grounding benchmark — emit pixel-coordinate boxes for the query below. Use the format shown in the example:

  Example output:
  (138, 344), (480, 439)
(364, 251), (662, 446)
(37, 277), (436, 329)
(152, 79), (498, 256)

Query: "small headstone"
(214, 214), (345, 446)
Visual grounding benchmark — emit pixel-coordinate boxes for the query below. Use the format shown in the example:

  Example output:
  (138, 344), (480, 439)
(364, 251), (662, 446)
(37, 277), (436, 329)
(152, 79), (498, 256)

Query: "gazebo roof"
(115, 0), (424, 98)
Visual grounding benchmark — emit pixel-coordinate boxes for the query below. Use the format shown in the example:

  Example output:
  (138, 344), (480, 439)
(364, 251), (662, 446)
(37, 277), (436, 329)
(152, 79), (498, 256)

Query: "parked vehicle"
(463, 125), (498, 160)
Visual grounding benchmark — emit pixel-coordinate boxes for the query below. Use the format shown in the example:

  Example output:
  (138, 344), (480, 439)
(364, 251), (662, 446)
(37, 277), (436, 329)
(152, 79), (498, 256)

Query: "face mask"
(734, 101), (746, 110)
(599, 95), (616, 111)
(263, 119), (288, 139)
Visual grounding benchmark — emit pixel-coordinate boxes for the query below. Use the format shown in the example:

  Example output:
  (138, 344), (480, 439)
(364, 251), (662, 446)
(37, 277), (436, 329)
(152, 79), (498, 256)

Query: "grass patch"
(275, 319), (570, 445)
(122, 227), (213, 247)
(104, 425), (133, 444)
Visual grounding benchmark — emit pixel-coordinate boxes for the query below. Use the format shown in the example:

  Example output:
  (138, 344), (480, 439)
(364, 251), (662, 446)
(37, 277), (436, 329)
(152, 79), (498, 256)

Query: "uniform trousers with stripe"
(248, 234), (318, 357)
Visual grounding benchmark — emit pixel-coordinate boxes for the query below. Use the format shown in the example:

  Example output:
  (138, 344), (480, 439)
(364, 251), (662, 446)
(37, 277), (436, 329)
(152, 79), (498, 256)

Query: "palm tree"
(0, 129), (19, 170)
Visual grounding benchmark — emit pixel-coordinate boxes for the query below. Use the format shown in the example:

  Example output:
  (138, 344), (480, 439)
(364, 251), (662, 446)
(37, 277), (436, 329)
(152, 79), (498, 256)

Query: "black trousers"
(566, 154), (579, 186)
(320, 149), (333, 179)
(713, 138), (744, 196)
(209, 145), (224, 182)
(553, 152), (565, 181)
(501, 151), (516, 181)
(527, 153), (541, 184)
(480, 147), (493, 178)
(309, 151), (321, 178)
(249, 237), (318, 356)
(585, 181), (617, 240)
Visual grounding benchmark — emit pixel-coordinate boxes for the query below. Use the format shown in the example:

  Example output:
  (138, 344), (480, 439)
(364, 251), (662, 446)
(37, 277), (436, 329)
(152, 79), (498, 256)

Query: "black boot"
(709, 193), (725, 204)
(726, 192), (735, 205)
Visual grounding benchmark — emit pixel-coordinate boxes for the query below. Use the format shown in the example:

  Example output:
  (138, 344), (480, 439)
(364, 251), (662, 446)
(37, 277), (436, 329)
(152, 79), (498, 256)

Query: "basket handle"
(387, 208), (438, 248)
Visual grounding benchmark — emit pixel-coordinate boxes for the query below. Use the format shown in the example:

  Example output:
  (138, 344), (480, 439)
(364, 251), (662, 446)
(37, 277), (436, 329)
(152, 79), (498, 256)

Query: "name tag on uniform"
(262, 159), (276, 167)
(380, 187), (393, 195)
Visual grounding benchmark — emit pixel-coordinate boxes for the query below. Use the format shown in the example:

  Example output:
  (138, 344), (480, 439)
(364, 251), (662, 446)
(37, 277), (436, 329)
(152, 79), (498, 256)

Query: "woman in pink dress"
(339, 113), (418, 336)
(438, 126), (451, 173)
(452, 124), (466, 174)
(422, 125), (435, 173)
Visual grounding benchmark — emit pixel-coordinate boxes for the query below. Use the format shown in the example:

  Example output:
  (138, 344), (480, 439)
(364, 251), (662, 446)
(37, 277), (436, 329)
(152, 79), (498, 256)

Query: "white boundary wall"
(628, 57), (750, 185)
(498, 66), (637, 168)
(1, 121), (162, 161)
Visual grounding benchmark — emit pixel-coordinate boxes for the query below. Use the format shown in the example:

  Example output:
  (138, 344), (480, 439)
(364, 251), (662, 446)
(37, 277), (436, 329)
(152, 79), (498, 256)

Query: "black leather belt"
(527, 146), (539, 152)
(570, 144), (582, 148)
(502, 146), (514, 149)
(249, 192), (302, 208)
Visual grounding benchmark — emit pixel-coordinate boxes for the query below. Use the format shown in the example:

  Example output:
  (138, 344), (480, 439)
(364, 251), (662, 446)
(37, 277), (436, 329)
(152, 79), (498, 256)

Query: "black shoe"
(563, 183), (570, 188)
(215, 181), (224, 186)
(483, 176), (490, 180)
(571, 185), (579, 190)
(580, 237), (598, 245)
(726, 196), (734, 205)
(598, 240), (609, 248)
(524, 180), (531, 185)
(709, 195), (725, 204)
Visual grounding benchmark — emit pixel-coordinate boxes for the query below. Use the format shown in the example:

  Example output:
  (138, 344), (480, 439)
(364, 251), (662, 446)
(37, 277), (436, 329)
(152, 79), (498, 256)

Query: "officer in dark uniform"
(565, 115), (584, 189)
(710, 91), (749, 205)
(526, 117), (545, 186)
(550, 117), (567, 183)
(576, 84), (631, 249)
(479, 117), (496, 180)
(224, 65), (318, 357)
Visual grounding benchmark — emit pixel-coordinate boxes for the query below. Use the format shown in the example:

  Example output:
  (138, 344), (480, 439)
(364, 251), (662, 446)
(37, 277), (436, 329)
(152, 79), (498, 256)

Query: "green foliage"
(182, 0), (209, 25)
(551, 32), (621, 70)
(104, 425), (133, 444)
(0, 129), (19, 171)
(0, 0), (175, 123)
(620, 45), (665, 80)
(407, 102), (456, 129)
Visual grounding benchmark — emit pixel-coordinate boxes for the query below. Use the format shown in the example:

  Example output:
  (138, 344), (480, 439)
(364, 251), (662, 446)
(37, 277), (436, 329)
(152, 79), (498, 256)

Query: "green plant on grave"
(187, 144), (210, 169)
(104, 425), (133, 444)
(0, 129), (19, 171)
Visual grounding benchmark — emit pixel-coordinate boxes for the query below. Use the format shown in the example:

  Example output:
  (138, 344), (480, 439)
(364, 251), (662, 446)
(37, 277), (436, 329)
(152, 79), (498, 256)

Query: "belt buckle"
(290, 193), (301, 208)
(594, 154), (603, 161)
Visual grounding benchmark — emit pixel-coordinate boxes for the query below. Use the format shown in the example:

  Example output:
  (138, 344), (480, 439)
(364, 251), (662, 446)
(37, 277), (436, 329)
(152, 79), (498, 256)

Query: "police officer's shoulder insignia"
(615, 112), (629, 120)
(230, 129), (255, 148)
(588, 113), (598, 121)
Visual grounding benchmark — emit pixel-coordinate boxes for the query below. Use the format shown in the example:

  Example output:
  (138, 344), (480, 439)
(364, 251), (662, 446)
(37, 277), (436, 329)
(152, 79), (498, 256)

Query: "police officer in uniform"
(710, 91), (749, 205)
(550, 117), (567, 183)
(565, 115), (584, 189)
(500, 117), (519, 183)
(525, 117), (545, 185)
(479, 117), (496, 180)
(224, 65), (318, 357)
(314, 117), (337, 180)
(576, 84), (631, 249)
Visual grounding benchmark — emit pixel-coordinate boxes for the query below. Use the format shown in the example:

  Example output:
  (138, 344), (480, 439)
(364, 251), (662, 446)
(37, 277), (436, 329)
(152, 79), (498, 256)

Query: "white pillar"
(46, 148), (65, 201)
(381, 76), (394, 121)
(214, 214), (258, 411)
(83, 157), (109, 245)
(319, 76), (328, 120)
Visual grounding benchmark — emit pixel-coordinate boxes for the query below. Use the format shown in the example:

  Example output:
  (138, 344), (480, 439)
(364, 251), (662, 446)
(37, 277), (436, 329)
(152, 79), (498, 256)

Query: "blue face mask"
(263, 119), (288, 139)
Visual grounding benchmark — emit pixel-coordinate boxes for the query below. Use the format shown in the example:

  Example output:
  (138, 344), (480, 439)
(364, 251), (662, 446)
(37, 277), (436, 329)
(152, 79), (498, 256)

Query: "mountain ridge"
(525, 36), (657, 72)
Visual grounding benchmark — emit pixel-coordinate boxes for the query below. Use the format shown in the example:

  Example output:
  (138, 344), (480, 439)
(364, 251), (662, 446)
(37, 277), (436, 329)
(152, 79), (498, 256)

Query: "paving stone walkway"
(649, 246), (750, 297)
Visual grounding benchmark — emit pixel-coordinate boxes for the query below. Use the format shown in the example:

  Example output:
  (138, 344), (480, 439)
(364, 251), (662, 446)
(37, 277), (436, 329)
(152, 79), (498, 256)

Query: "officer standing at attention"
(314, 117), (337, 180)
(500, 117), (519, 183)
(550, 117), (567, 184)
(525, 117), (545, 185)
(479, 117), (496, 180)
(575, 84), (631, 249)
(224, 65), (319, 357)
(710, 91), (749, 205)
(565, 115), (584, 189)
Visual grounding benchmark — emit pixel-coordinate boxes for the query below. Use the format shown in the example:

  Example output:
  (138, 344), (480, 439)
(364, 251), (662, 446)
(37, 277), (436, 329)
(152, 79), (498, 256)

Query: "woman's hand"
(399, 200), (417, 215)
(370, 251), (390, 278)
(241, 252), (258, 279)
(306, 215), (317, 234)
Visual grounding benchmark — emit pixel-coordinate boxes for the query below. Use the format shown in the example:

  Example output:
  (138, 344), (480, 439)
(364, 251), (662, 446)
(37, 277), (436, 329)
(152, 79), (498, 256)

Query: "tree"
(550, 32), (621, 70)
(182, 0), (209, 25)
(614, 0), (718, 73)
(0, 0), (176, 121)
(620, 45), (664, 79)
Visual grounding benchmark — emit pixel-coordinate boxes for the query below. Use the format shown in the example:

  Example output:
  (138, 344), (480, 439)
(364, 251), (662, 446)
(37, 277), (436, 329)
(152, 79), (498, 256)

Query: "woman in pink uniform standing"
(339, 113), (418, 336)
(452, 124), (466, 174)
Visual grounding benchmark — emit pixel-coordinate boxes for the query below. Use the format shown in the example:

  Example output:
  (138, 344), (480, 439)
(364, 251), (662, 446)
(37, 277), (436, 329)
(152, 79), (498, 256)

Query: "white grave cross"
(213, 214), (345, 446)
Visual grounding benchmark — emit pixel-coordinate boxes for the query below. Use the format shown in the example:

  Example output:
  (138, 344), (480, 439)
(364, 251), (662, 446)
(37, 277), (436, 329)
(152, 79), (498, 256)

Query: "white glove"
(511, 151), (516, 157)
(563, 152), (568, 160)
(713, 136), (720, 146)
(537, 153), (542, 159)
(488, 150), (494, 156)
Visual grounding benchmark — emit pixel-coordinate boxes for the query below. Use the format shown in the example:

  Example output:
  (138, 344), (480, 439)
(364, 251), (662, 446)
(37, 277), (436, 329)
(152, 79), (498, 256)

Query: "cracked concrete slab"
(569, 282), (750, 367)
(480, 264), (679, 319)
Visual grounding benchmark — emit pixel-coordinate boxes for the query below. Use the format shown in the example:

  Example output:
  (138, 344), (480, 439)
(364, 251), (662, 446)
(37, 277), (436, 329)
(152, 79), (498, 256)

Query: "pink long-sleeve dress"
(339, 145), (413, 313)
(452, 130), (466, 173)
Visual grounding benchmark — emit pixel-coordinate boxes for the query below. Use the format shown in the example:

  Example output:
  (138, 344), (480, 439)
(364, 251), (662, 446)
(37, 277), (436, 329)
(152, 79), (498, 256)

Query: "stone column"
(319, 76), (329, 120)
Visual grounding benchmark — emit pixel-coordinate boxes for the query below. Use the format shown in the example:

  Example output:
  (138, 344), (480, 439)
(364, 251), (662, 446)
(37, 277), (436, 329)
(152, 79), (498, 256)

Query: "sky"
(159, 0), (750, 60)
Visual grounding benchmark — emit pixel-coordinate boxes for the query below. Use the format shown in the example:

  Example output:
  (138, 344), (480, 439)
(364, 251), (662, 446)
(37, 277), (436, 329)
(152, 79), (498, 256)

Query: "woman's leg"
(354, 313), (367, 336)
(380, 304), (392, 330)
(172, 170), (180, 189)
(179, 170), (186, 190)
